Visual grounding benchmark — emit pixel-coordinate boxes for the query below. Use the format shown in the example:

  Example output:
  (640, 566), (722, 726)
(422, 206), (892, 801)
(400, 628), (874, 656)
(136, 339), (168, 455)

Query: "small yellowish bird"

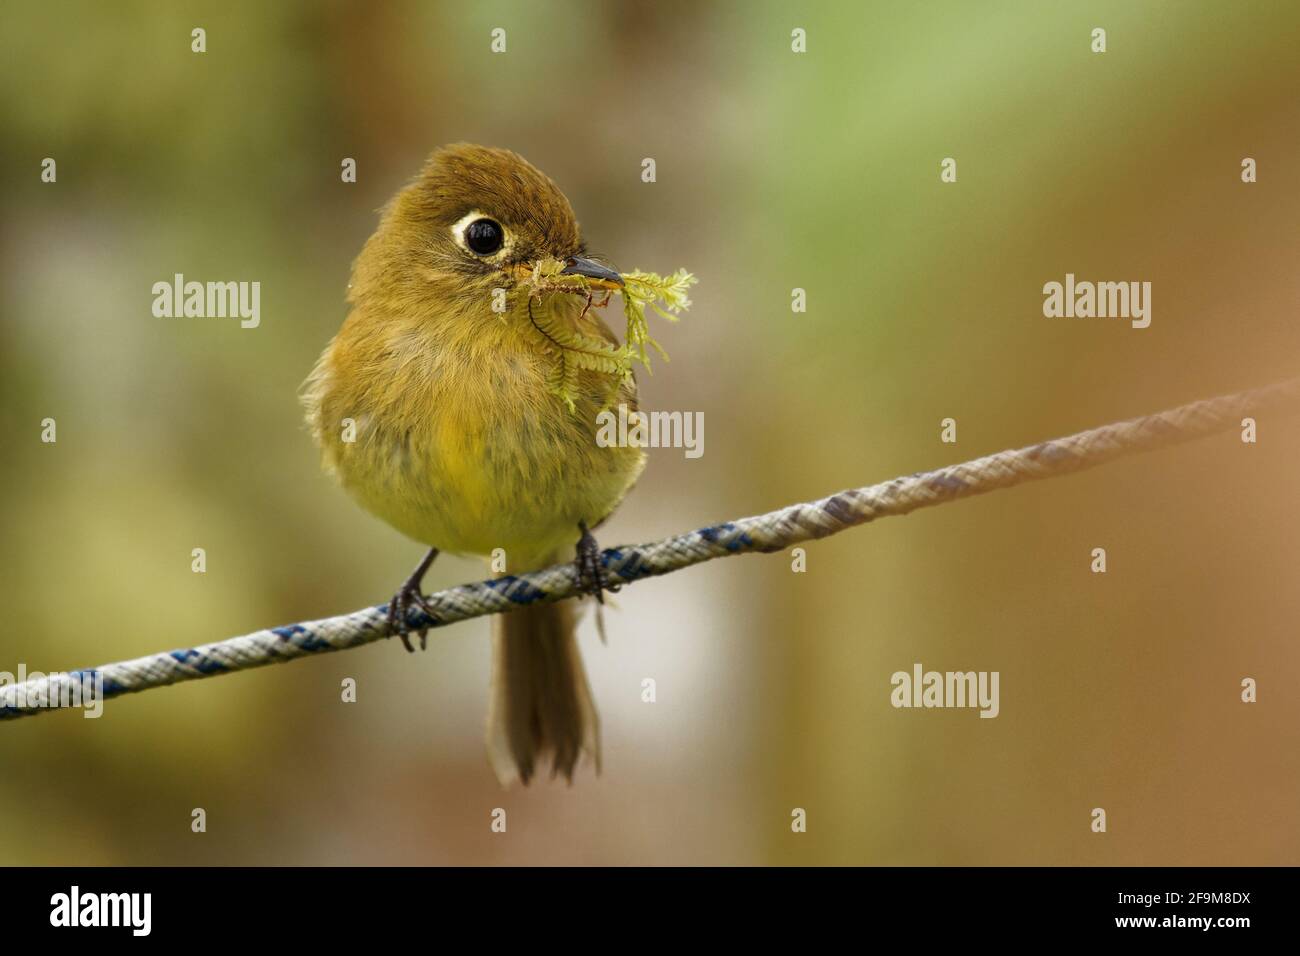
(303, 144), (645, 786)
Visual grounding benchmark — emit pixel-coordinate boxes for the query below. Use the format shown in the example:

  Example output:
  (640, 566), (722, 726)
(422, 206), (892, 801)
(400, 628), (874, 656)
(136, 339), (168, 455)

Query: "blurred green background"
(2, 0), (1298, 865)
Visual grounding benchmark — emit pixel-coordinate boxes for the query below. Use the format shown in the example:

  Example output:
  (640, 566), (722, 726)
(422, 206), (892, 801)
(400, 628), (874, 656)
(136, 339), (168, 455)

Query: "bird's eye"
(464, 218), (504, 255)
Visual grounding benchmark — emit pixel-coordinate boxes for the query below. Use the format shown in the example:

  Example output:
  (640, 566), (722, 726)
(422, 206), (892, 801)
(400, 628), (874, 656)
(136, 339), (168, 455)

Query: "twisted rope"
(3, 378), (1296, 720)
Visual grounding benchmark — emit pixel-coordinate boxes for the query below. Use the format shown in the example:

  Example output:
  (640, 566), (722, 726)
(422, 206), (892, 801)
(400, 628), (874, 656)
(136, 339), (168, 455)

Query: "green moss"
(520, 259), (697, 411)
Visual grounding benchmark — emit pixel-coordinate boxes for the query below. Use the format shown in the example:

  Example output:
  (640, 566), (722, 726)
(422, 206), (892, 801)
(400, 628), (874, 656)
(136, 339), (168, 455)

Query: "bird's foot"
(574, 521), (620, 603)
(386, 547), (440, 652)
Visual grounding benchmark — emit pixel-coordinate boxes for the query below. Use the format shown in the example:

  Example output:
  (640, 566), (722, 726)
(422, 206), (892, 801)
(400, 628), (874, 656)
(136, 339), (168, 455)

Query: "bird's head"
(350, 143), (621, 315)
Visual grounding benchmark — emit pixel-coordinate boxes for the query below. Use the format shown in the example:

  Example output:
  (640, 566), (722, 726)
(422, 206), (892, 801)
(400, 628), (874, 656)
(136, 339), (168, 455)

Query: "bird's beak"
(561, 256), (623, 287)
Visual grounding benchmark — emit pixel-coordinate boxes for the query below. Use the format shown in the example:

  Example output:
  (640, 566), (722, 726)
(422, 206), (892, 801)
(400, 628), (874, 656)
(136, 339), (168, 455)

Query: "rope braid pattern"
(3, 378), (1296, 720)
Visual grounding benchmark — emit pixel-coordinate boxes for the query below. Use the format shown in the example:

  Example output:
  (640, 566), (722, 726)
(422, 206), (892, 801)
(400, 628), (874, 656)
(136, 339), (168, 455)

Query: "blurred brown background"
(1, 0), (1298, 864)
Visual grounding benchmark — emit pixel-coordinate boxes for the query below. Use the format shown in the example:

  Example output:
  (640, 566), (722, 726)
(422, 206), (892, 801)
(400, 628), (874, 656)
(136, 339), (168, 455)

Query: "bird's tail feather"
(487, 598), (600, 786)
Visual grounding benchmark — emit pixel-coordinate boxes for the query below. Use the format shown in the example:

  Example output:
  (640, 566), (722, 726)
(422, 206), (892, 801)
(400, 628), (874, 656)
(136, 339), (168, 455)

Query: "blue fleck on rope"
(2, 378), (1296, 720)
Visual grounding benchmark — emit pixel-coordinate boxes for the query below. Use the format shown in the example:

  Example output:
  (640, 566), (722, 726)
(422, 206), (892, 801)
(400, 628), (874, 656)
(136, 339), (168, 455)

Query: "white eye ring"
(451, 209), (512, 259)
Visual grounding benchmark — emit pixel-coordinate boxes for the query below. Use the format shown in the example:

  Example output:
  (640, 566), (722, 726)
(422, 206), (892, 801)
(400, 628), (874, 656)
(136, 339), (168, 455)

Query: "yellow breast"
(304, 295), (645, 571)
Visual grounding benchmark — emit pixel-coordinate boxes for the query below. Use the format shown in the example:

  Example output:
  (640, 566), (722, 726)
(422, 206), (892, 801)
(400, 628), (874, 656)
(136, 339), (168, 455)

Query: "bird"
(302, 144), (646, 786)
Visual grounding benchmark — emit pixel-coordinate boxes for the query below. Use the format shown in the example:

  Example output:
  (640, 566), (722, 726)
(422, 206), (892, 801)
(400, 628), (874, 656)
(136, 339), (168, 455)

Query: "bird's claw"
(575, 521), (620, 603)
(384, 547), (440, 652)
(386, 582), (438, 652)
